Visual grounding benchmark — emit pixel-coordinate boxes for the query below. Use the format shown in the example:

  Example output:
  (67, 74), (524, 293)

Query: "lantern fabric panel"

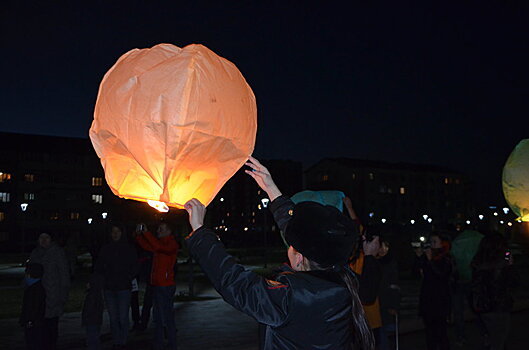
(90, 43), (257, 208)
(502, 139), (529, 222)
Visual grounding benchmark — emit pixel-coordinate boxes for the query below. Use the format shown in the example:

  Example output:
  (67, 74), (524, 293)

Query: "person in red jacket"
(135, 222), (179, 350)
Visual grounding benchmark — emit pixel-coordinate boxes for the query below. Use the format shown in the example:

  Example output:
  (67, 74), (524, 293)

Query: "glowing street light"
(503, 207), (510, 214)
(466, 220), (471, 225)
(478, 214), (484, 220)
(419, 236), (426, 242)
(261, 198), (270, 208)
(423, 214), (428, 220)
(410, 220), (415, 224)
(87, 218), (93, 224)
(493, 212), (498, 216)
(381, 218), (387, 224)
(102, 212), (108, 219)
(427, 218), (433, 223)
(508, 222), (513, 227)
(20, 203), (28, 212)
(369, 212), (374, 218)
(220, 197), (225, 202)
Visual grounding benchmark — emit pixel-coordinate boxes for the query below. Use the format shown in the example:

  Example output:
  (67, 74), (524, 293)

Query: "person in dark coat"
(95, 224), (138, 348)
(417, 233), (453, 350)
(82, 273), (105, 350)
(471, 233), (519, 350)
(29, 232), (71, 350)
(184, 157), (375, 350)
(376, 239), (400, 350)
(20, 263), (46, 350)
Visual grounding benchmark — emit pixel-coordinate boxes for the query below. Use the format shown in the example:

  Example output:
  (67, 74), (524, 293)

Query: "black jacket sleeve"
(269, 195), (295, 246)
(358, 255), (382, 304)
(186, 227), (290, 327)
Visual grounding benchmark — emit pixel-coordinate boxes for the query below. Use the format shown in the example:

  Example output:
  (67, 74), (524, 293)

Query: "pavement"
(1, 263), (529, 349)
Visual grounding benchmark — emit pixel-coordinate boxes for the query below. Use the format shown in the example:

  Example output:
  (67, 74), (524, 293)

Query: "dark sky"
(1, 1), (528, 203)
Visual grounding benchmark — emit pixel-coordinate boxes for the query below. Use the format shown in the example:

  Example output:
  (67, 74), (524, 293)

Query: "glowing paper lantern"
(90, 44), (257, 209)
(503, 139), (529, 221)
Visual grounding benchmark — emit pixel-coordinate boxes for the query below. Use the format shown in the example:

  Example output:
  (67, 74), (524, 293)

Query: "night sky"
(1, 1), (528, 203)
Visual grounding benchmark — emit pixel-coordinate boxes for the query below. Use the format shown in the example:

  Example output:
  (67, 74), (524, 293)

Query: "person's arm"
(136, 234), (155, 252)
(143, 232), (178, 254)
(184, 199), (290, 326)
(269, 195), (294, 236)
(245, 156), (282, 202)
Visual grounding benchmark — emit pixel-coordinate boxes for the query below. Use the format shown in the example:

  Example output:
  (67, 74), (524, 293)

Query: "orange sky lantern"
(89, 44), (257, 211)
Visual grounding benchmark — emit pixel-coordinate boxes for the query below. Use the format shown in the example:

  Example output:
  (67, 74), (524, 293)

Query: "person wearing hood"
(82, 273), (105, 350)
(183, 157), (374, 350)
(29, 232), (71, 350)
(95, 224), (138, 348)
(20, 262), (46, 350)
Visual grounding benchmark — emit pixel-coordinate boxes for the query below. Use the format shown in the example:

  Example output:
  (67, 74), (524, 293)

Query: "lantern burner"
(148, 200), (169, 213)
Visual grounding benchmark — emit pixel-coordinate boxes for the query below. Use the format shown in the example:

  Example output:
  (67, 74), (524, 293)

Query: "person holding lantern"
(183, 157), (374, 350)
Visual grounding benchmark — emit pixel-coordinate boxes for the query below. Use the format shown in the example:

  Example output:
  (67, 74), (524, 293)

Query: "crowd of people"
(19, 157), (519, 350)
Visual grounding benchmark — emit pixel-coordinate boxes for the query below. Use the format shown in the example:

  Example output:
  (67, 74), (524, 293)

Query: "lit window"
(322, 175), (329, 181)
(400, 187), (406, 194)
(91, 177), (103, 186)
(91, 194), (103, 204)
(226, 212), (230, 217)
(70, 212), (80, 220)
(0, 192), (10, 203)
(252, 212), (255, 216)
(0, 212), (5, 222)
(352, 173), (356, 180)
(369, 173), (374, 180)
(50, 212), (59, 220)
(24, 193), (35, 201)
(444, 177), (449, 184)
(24, 174), (35, 182)
(0, 172), (11, 182)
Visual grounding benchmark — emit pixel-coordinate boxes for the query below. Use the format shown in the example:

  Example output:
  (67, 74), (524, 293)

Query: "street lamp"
(20, 203), (29, 254)
(423, 214), (428, 221)
(101, 212), (108, 219)
(478, 214), (484, 220)
(261, 198), (270, 267)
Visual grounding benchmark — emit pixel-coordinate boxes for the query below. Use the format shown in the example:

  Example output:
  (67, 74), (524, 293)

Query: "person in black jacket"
(20, 263), (46, 350)
(82, 273), (104, 350)
(471, 233), (519, 350)
(183, 156), (374, 350)
(417, 233), (453, 350)
(95, 224), (138, 348)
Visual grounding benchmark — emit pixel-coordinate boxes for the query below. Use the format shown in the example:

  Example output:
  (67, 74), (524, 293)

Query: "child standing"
(19, 263), (46, 350)
(82, 273), (105, 350)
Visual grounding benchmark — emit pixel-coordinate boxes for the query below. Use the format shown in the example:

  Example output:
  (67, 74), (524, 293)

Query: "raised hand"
(184, 198), (206, 231)
(244, 156), (282, 201)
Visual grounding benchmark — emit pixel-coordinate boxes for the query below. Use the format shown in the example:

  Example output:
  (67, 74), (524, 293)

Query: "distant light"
(493, 212), (498, 216)
(427, 218), (433, 223)
(220, 197), (224, 202)
(500, 220), (504, 224)
(478, 214), (484, 220)
(224, 227), (228, 231)
(507, 222), (513, 227)
(517, 219), (522, 223)
(102, 212), (108, 219)
(87, 218), (93, 224)
(244, 227), (248, 231)
(381, 218), (387, 224)
(258, 204), (262, 210)
(423, 215), (428, 220)
(410, 220), (415, 224)
(261, 198), (270, 208)
(20, 203), (28, 212)
(503, 207), (509, 214)
(489, 206), (497, 209)
(466, 220), (471, 225)
(369, 212), (374, 218)
(419, 236), (426, 242)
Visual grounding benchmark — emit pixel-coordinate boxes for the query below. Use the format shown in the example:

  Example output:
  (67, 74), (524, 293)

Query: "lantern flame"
(148, 200), (169, 213)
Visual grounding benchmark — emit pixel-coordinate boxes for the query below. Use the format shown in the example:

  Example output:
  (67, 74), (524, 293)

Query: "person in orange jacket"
(135, 222), (179, 350)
